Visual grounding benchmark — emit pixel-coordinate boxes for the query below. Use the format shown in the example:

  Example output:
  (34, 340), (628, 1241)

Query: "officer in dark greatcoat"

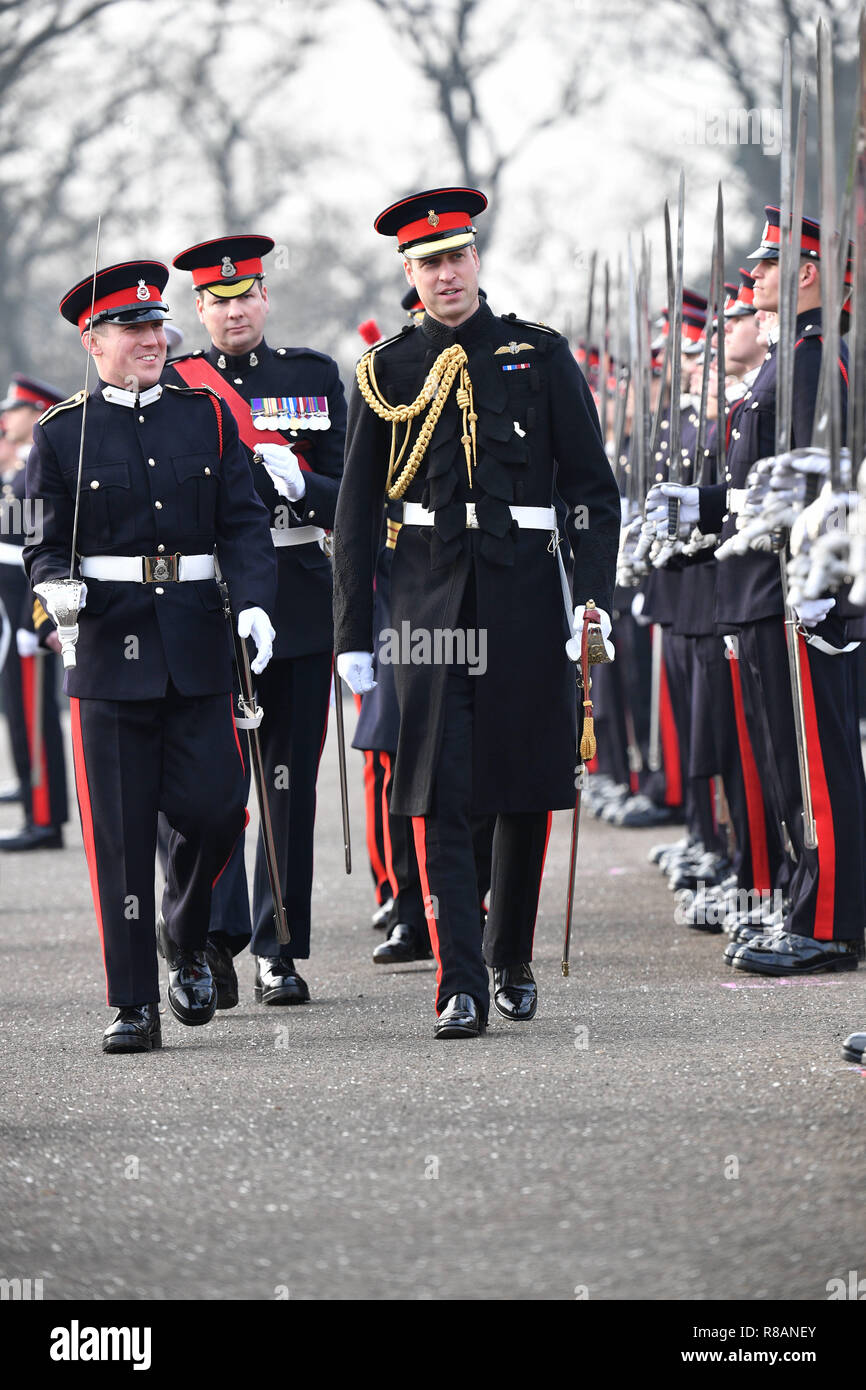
(168, 236), (346, 1008)
(333, 188), (620, 1037)
(23, 260), (276, 1053)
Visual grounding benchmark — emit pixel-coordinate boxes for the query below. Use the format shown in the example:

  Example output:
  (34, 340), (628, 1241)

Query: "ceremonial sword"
(33, 217), (101, 663)
(776, 43), (818, 850)
(221, 583), (291, 947)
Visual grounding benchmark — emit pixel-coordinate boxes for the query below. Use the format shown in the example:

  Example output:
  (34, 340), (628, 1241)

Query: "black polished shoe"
(205, 937), (239, 1010)
(841, 1032), (866, 1064)
(102, 1004), (162, 1054)
(0, 824), (63, 851)
(732, 930), (862, 976)
(156, 917), (216, 1025)
(434, 993), (485, 1039)
(373, 922), (433, 965)
(492, 963), (538, 1020)
(371, 896), (394, 930)
(253, 956), (310, 1005)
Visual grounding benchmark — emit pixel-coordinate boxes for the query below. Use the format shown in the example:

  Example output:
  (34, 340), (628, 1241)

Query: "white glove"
(566, 604), (615, 662)
(16, 629), (40, 658)
(644, 483), (701, 530)
(631, 591), (651, 627)
(237, 606), (275, 675)
(336, 650), (376, 695)
(793, 596), (836, 629)
(255, 442), (306, 502)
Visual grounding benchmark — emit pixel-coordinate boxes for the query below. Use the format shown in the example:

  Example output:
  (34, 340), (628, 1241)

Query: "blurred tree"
(367, 0), (599, 249)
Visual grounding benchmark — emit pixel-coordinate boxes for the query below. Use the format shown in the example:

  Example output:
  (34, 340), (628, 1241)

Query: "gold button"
(157, 544), (165, 553)
(308, 509), (315, 518)
(155, 586), (164, 595)
(90, 480), (99, 489)
(155, 500), (163, 509)
(148, 457), (156, 467)
(204, 467), (211, 476)
(138, 414), (145, 423)
(234, 377), (243, 384)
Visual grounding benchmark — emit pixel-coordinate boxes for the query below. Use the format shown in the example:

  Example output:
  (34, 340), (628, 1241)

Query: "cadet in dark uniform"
(168, 236), (346, 1007)
(334, 188), (620, 1037)
(0, 375), (69, 849)
(23, 260), (276, 1052)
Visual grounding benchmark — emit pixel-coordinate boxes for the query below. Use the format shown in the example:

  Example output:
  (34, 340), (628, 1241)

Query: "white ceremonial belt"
(726, 488), (748, 515)
(270, 525), (326, 549)
(403, 502), (556, 531)
(0, 541), (24, 567)
(79, 553), (216, 582)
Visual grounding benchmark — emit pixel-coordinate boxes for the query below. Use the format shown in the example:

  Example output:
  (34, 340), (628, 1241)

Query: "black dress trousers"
(70, 684), (248, 1006)
(411, 671), (550, 1019)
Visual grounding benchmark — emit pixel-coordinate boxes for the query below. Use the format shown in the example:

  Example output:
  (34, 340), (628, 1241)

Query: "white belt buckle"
(466, 502), (479, 529)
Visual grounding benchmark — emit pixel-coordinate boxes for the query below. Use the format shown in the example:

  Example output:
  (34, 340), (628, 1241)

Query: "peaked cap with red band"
(726, 266), (757, 317)
(375, 187), (487, 259)
(681, 288), (708, 352)
(0, 369), (63, 411)
(401, 285), (425, 316)
(0, 372), (64, 413)
(60, 260), (170, 331)
(748, 205), (823, 261)
(173, 234), (275, 297)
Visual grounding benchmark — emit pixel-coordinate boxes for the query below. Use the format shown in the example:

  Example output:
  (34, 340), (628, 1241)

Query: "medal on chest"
(250, 396), (331, 432)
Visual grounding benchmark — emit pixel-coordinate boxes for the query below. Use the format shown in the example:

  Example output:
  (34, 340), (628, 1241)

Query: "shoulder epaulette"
(500, 313), (561, 337)
(163, 381), (221, 400)
(357, 325), (414, 362)
(166, 349), (205, 364)
(274, 345), (336, 364)
(38, 390), (87, 425)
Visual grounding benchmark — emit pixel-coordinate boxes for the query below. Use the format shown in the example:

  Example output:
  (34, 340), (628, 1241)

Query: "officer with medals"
(334, 188), (621, 1038)
(168, 237), (346, 1006)
(0, 374), (69, 848)
(23, 260), (277, 1053)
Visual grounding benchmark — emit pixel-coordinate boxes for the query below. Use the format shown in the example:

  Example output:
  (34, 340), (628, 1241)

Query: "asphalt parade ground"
(0, 695), (863, 1311)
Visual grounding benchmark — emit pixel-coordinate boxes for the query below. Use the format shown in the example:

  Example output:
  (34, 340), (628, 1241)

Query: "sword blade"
(231, 619), (291, 946)
(333, 670), (352, 874)
(817, 18), (842, 487)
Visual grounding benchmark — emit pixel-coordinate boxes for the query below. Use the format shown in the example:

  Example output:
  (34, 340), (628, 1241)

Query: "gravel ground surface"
(1, 697), (864, 1304)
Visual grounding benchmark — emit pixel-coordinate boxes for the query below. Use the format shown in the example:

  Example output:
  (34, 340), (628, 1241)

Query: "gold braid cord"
(356, 343), (478, 499)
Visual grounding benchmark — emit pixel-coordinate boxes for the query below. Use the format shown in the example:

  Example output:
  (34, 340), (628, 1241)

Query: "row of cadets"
(648, 204), (866, 975)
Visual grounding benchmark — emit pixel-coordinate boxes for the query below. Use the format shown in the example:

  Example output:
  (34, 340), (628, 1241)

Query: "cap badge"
(427, 210), (440, 227)
(136, 280), (150, 301)
(221, 257), (236, 278)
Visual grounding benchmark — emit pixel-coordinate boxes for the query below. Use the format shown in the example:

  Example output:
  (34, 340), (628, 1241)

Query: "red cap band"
(191, 256), (263, 289)
(397, 210), (473, 248)
(760, 221), (821, 256)
(79, 283), (163, 331)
